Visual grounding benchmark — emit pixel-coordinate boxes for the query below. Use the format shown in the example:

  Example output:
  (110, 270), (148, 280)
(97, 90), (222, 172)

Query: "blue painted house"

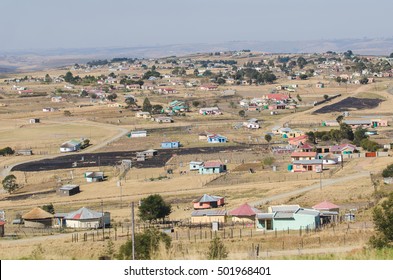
(199, 161), (226, 174)
(256, 205), (321, 231)
(161, 141), (180, 149)
(207, 134), (227, 143)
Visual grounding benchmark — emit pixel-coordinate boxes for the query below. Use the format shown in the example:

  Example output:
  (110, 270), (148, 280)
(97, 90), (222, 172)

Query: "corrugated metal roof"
(191, 209), (227, 217)
(296, 208), (320, 216)
(59, 184), (79, 190)
(64, 207), (103, 220)
(193, 194), (223, 203)
(256, 213), (274, 219)
(270, 205), (300, 213)
(274, 212), (294, 219)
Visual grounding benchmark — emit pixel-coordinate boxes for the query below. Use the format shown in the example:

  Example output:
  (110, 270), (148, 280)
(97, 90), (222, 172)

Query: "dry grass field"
(1, 58), (393, 260)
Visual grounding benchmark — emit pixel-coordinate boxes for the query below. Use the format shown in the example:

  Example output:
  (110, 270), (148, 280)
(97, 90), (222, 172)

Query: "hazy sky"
(1, 0), (392, 51)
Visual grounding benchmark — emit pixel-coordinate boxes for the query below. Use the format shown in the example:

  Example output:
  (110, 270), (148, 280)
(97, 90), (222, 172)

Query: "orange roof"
(291, 152), (317, 157)
(229, 203), (261, 216)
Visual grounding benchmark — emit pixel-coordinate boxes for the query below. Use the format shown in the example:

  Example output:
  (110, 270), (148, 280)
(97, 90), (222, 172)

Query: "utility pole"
(131, 202), (135, 260)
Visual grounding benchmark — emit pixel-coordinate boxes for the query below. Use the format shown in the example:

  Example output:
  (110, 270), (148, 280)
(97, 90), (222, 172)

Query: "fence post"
(240, 229), (242, 238)
(250, 230), (252, 237)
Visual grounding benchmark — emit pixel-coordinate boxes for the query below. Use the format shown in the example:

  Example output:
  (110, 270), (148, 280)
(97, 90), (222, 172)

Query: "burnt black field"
(12, 145), (267, 172)
(313, 97), (383, 114)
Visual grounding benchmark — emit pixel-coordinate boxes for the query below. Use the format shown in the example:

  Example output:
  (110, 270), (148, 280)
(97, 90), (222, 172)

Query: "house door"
(308, 166), (312, 171)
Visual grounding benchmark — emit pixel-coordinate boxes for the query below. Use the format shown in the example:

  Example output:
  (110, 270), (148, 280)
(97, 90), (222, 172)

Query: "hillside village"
(1, 49), (393, 260)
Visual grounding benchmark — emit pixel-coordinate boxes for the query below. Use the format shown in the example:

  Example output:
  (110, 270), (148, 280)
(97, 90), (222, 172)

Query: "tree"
(2, 174), (19, 194)
(64, 71), (74, 83)
(117, 227), (171, 260)
(390, 53), (393, 58)
(151, 104), (163, 114)
(323, 94), (329, 100)
(360, 77), (369, 84)
(138, 194), (172, 223)
(238, 110), (246, 118)
(63, 110), (72, 117)
(0, 146), (14, 156)
(142, 98), (152, 113)
(107, 93), (117, 102)
(207, 236), (228, 260)
(264, 134), (272, 144)
(369, 192), (393, 248)
(305, 131), (316, 144)
(336, 115), (344, 124)
(192, 101), (200, 107)
(297, 57), (307, 69)
(382, 164), (393, 178)
(80, 90), (89, 97)
(44, 74), (52, 83)
(339, 123), (354, 141)
(42, 203), (55, 214)
(353, 127), (368, 146)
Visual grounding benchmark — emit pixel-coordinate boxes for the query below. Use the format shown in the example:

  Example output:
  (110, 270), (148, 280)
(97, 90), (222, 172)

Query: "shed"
(15, 149), (33, 156)
(229, 203), (261, 223)
(84, 171), (104, 182)
(128, 130), (147, 138)
(22, 207), (53, 228)
(60, 139), (82, 153)
(57, 184), (80, 196)
(29, 118), (40, 124)
(63, 207), (110, 229)
(161, 141), (180, 149)
(191, 209), (227, 224)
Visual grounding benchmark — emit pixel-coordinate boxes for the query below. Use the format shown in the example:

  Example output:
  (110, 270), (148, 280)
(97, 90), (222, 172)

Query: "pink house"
(292, 159), (323, 173)
(193, 194), (225, 210)
(290, 151), (317, 161)
(200, 84), (218, 91)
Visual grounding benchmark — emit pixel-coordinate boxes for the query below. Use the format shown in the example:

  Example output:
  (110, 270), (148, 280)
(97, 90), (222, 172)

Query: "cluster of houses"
(240, 93), (296, 112)
(18, 207), (110, 229)
(322, 118), (388, 129)
(189, 194), (343, 230)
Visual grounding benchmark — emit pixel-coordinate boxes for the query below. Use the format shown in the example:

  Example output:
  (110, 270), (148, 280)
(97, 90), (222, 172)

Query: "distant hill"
(1, 38), (393, 73)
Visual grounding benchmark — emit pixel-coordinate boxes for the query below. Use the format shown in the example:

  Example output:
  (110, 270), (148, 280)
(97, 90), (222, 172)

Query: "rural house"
(84, 171), (104, 182)
(290, 151), (317, 161)
(198, 160), (226, 174)
(135, 111), (151, 118)
(161, 141), (180, 149)
(191, 209), (227, 224)
(22, 207), (54, 228)
(199, 107), (222, 115)
(63, 207), (110, 229)
(229, 203), (261, 224)
(291, 159), (323, 172)
(189, 161), (204, 171)
(155, 116), (173, 123)
(207, 134), (227, 143)
(312, 201), (340, 224)
(256, 205), (321, 231)
(60, 139), (83, 153)
(193, 194), (225, 210)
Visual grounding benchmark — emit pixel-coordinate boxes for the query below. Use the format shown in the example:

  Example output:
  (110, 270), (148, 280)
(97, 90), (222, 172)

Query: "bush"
(0, 147), (14, 156)
(382, 164), (393, 178)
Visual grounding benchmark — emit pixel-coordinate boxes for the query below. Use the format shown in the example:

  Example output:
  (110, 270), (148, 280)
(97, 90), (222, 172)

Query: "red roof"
(312, 201), (340, 210)
(266, 94), (289, 101)
(229, 203), (261, 216)
(203, 161), (222, 168)
(299, 143), (313, 150)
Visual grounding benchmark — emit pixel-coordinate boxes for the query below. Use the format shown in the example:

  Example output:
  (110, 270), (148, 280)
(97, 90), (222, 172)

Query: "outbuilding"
(22, 207), (53, 228)
(57, 184), (80, 196)
(63, 207), (110, 229)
